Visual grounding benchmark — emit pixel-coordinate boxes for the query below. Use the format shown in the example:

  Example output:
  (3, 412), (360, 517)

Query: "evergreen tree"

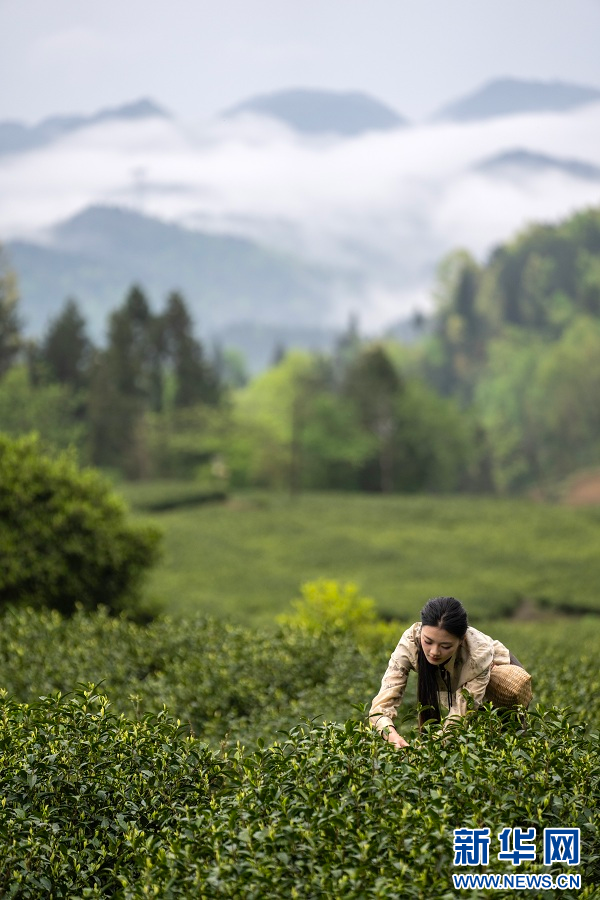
(211, 343), (248, 389)
(105, 285), (162, 410)
(271, 342), (287, 368)
(87, 350), (142, 474)
(0, 249), (22, 379)
(88, 287), (222, 477)
(343, 344), (403, 493)
(427, 249), (483, 399)
(40, 298), (93, 389)
(330, 313), (362, 389)
(161, 291), (220, 407)
(88, 286), (160, 476)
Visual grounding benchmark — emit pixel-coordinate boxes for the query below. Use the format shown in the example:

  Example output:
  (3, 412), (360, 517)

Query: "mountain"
(474, 148), (600, 181)
(434, 78), (600, 122)
(6, 205), (338, 340)
(0, 99), (168, 155)
(222, 88), (407, 136)
(3, 86), (600, 351)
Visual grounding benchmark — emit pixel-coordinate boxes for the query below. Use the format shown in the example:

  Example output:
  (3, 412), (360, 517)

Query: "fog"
(2, 98), (600, 326)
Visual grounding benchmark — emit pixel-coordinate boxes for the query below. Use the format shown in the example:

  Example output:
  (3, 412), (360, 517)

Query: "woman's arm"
(369, 626), (416, 742)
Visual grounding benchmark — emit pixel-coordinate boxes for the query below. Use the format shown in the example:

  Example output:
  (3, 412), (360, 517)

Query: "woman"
(369, 596), (524, 749)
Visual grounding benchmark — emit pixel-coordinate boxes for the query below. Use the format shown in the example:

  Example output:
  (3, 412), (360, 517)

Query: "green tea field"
(119, 488), (600, 623)
(0, 608), (598, 898)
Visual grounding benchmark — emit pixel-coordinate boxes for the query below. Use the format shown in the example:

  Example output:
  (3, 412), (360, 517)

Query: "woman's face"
(420, 624), (463, 665)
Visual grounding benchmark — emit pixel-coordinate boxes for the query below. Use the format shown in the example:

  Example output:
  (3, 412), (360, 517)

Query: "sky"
(2, 0), (600, 125)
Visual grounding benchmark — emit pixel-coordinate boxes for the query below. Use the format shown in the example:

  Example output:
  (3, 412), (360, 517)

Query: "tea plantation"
(0, 605), (598, 898)
(120, 489), (600, 623)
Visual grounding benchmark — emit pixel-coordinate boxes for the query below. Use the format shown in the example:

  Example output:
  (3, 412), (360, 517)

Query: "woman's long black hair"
(417, 596), (468, 730)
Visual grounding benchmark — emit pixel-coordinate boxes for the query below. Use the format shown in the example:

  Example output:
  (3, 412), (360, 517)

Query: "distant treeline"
(422, 205), (600, 491)
(0, 205), (599, 493)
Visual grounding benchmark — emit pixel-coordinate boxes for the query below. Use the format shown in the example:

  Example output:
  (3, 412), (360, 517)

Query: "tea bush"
(0, 605), (386, 747)
(115, 479), (227, 512)
(125, 711), (599, 899)
(1, 604), (599, 896)
(1, 606), (599, 747)
(0, 691), (598, 899)
(0, 434), (161, 615)
(0, 688), (225, 899)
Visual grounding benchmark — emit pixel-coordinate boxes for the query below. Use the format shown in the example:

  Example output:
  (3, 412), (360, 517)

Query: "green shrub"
(0, 687), (224, 898)
(1, 606), (599, 750)
(0, 434), (161, 615)
(0, 694), (597, 899)
(0, 605), (384, 747)
(278, 579), (405, 651)
(0, 607), (599, 896)
(125, 712), (599, 899)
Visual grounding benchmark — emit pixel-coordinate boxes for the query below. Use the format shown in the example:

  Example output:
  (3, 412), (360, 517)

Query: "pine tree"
(106, 285), (162, 408)
(40, 298), (93, 389)
(0, 249), (22, 379)
(161, 291), (220, 407)
(88, 286), (159, 476)
(343, 344), (403, 493)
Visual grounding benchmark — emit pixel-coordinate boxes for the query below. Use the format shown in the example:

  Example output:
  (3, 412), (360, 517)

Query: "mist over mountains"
(7, 205), (342, 346)
(2, 77), (600, 366)
(474, 149), (600, 182)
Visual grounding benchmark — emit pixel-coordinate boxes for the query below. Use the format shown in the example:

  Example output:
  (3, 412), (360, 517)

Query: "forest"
(1, 204), (599, 498)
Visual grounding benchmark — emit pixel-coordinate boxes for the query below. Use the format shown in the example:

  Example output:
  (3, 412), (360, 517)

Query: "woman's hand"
(385, 727), (409, 749)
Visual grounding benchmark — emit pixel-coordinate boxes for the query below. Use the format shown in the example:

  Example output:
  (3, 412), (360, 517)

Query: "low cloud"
(1, 103), (600, 327)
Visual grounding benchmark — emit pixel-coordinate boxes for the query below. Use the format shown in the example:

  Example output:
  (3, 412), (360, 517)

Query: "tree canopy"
(0, 434), (161, 615)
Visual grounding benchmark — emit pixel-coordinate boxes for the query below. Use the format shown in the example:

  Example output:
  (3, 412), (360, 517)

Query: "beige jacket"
(369, 622), (511, 733)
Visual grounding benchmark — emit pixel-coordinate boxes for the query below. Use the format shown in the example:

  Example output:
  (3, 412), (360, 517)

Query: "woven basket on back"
(485, 664), (532, 709)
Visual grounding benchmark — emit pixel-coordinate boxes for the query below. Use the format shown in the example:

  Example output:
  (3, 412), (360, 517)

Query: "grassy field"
(117, 487), (600, 624)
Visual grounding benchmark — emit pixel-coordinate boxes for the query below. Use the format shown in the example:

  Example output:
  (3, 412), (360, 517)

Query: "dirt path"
(562, 470), (600, 505)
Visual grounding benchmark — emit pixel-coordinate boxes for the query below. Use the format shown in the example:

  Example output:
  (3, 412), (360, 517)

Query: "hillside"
(120, 490), (600, 623)
(7, 205), (338, 340)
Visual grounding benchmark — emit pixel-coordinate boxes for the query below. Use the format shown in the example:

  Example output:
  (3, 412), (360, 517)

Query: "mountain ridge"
(6, 205), (340, 341)
(473, 148), (600, 181)
(3, 80), (600, 361)
(4, 77), (600, 154)
(221, 87), (408, 136)
(434, 77), (600, 122)
(0, 98), (169, 155)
